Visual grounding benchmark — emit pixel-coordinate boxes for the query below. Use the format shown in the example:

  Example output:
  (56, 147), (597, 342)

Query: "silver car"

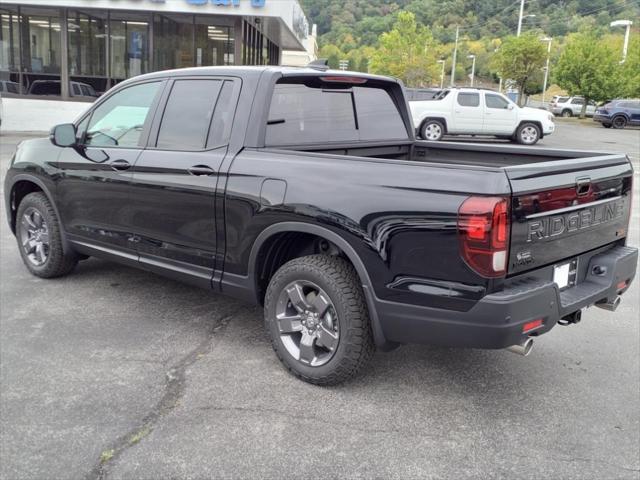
(550, 96), (597, 117)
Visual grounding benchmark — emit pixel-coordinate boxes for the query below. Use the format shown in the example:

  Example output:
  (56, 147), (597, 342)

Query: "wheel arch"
(612, 113), (629, 124)
(514, 120), (543, 139)
(248, 222), (395, 350)
(8, 174), (72, 254)
(417, 116), (448, 137)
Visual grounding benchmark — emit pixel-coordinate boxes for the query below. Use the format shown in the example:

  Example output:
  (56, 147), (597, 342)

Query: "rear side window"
(156, 79), (223, 150)
(557, 96), (569, 103)
(265, 82), (407, 146)
(457, 92), (480, 107)
(571, 98), (584, 105)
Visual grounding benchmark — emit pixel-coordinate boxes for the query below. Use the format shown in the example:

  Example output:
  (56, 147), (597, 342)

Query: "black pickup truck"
(4, 66), (637, 385)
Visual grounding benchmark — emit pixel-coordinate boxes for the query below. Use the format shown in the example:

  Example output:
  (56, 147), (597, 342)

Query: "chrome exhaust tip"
(596, 296), (622, 312)
(506, 337), (534, 357)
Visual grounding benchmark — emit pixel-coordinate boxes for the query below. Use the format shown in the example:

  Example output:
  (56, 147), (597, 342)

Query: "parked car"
(550, 96), (597, 117)
(593, 99), (640, 129)
(27, 80), (98, 98)
(4, 67), (637, 385)
(410, 87), (555, 145)
(0, 80), (22, 95)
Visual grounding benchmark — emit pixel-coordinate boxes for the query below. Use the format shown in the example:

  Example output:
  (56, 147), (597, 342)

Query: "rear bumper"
(593, 113), (612, 123)
(373, 245), (637, 349)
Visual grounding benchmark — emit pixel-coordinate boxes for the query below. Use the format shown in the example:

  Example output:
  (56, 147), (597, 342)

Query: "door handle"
(454, 109), (462, 113)
(188, 165), (215, 176)
(110, 159), (131, 171)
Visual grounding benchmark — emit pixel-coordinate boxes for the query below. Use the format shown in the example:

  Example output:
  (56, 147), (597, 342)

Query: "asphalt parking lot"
(1, 120), (639, 480)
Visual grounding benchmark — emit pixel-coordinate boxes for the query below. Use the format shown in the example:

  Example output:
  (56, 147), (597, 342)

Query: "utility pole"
(437, 59), (445, 89)
(517, 0), (525, 36)
(467, 54), (476, 87)
(450, 25), (459, 87)
(540, 37), (552, 106)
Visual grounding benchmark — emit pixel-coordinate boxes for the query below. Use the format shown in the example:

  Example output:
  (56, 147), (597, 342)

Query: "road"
(1, 120), (639, 480)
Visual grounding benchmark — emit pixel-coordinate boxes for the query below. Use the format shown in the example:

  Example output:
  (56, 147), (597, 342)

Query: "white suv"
(410, 88), (555, 145)
(550, 96), (596, 117)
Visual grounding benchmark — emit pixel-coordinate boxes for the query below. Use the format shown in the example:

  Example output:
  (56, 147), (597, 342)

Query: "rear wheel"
(612, 116), (627, 129)
(264, 254), (374, 385)
(561, 109), (573, 118)
(420, 119), (445, 141)
(515, 123), (541, 145)
(16, 192), (78, 278)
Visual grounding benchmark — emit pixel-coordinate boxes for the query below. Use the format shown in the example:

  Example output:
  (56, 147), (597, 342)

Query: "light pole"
(610, 20), (633, 63)
(467, 54), (476, 87)
(450, 25), (459, 86)
(517, 0), (536, 37)
(540, 37), (552, 106)
(437, 59), (445, 89)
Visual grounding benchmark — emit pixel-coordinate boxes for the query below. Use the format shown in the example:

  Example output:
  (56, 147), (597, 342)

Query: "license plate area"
(553, 258), (578, 290)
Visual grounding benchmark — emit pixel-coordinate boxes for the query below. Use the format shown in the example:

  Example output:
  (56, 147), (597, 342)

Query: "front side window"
(485, 93), (510, 109)
(265, 82), (408, 146)
(85, 81), (161, 147)
(156, 79), (224, 150)
(457, 92), (480, 107)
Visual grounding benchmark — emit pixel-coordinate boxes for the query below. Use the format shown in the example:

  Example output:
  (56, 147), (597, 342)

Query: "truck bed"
(279, 140), (619, 169)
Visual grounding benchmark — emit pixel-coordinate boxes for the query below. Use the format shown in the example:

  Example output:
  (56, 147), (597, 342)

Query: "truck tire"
(16, 192), (78, 278)
(561, 109), (573, 117)
(420, 119), (445, 141)
(602, 123), (612, 128)
(515, 122), (541, 145)
(612, 116), (627, 129)
(264, 254), (374, 385)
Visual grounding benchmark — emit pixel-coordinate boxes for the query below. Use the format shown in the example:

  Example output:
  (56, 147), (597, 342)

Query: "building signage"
(186, 0), (265, 6)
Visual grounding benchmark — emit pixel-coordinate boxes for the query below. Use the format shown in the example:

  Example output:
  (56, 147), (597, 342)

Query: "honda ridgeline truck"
(4, 66), (637, 384)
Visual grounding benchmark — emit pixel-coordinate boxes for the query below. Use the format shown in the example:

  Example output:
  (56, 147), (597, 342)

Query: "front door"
(482, 92), (517, 135)
(451, 91), (483, 133)
(127, 77), (240, 287)
(56, 80), (164, 256)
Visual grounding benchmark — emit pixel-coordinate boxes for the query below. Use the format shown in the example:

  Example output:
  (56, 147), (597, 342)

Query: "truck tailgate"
(506, 154), (633, 275)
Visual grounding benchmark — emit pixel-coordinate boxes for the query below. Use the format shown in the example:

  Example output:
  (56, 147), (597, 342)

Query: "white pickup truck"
(410, 88), (555, 145)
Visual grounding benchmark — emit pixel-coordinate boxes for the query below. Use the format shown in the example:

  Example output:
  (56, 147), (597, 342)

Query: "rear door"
(451, 91), (483, 133)
(482, 92), (517, 134)
(505, 156), (633, 275)
(127, 77), (240, 287)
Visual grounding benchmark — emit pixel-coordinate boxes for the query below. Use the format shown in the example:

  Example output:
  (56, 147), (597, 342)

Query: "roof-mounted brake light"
(320, 76), (368, 84)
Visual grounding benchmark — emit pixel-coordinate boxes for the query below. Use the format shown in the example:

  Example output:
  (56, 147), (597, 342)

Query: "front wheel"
(420, 119), (445, 141)
(515, 123), (541, 145)
(264, 255), (374, 385)
(16, 192), (78, 278)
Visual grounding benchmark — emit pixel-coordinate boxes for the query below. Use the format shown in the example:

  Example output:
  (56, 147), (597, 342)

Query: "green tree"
(490, 33), (546, 106)
(554, 32), (624, 117)
(369, 11), (440, 86)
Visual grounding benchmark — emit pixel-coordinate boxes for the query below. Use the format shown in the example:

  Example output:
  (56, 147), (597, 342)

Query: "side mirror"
(50, 123), (77, 147)
(508, 104), (515, 110)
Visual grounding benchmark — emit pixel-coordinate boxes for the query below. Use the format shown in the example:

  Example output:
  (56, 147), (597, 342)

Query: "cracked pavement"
(1, 123), (639, 480)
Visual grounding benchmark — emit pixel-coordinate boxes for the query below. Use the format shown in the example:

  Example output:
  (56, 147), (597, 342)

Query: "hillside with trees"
(299, 0), (640, 95)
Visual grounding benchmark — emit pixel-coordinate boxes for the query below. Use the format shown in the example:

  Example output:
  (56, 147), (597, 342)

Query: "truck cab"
(410, 88), (555, 145)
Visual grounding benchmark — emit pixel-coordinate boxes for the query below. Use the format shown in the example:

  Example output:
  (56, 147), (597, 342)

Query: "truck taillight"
(458, 196), (510, 277)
